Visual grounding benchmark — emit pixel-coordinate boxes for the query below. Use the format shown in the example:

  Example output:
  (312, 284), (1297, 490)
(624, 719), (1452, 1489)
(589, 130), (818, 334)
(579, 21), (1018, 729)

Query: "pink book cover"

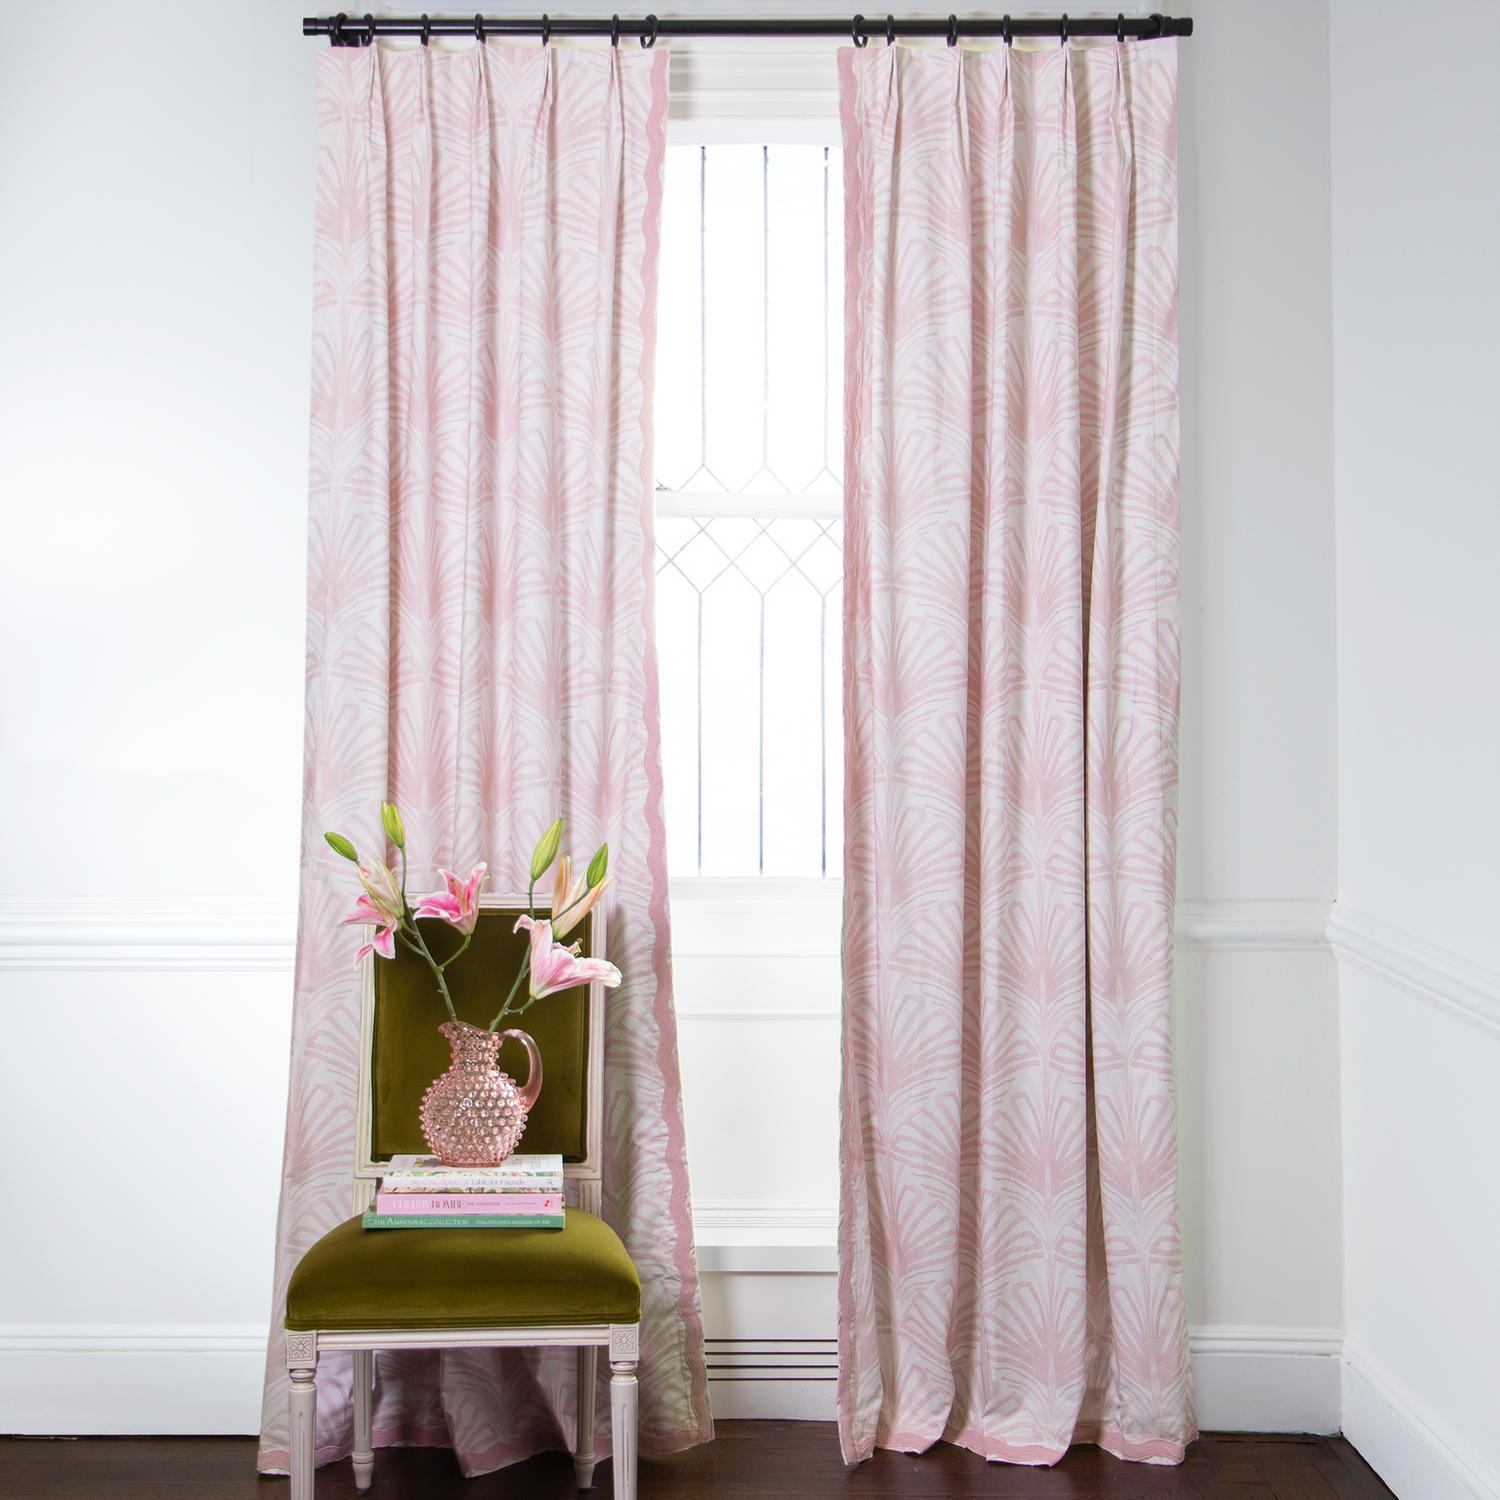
(374, 1190), (562, 1217)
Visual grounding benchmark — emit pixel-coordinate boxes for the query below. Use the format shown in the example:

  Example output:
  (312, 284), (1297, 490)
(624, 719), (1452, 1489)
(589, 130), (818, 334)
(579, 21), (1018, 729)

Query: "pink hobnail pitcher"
(418, 1021), (543, 1167)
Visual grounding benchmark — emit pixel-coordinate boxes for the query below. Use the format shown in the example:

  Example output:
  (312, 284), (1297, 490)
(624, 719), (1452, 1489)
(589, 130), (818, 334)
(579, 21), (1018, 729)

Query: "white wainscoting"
(6, 885), (1493, 1464)
(1334, 914), (1500, 1500)
(1172, 897), (1345, 1435)
(669, 880), (841, 1420)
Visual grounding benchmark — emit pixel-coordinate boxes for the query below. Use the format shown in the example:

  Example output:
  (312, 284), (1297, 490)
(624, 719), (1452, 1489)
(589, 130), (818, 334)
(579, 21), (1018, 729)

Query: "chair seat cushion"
(285, 1208), (640, 1332)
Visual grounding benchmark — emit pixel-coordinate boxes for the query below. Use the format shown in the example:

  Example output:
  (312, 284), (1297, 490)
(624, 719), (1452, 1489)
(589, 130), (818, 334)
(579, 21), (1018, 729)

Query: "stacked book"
(363, 1153), (566, 1230)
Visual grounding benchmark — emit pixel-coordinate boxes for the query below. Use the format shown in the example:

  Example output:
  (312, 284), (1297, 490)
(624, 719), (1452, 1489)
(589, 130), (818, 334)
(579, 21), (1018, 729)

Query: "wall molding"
(1176, 897), (1500, 1043)
(1187, 1324), (1343, 1358)
(0, 1321), (1350, 1360)
(1175, 899), (1333, 951)
(1343, 1335), (1499, 1500)
(0, 1324), (267, 1354)
(7, 887), (1346, 971)
(0, 897), (296, 972)
(679, 1008), (839, 1021)
(1329, 906), (1500, 1043)
(9, 893), (1494, 1051)
(694, 1199), (838, 1233)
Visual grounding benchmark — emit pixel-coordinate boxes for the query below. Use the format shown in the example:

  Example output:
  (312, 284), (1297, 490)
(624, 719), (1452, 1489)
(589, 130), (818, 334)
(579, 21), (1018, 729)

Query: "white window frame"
(657, 47), (846, 1284)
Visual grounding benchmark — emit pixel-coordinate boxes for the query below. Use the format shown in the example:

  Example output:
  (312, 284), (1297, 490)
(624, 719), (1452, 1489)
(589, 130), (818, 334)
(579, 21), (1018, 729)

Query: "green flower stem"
(488, 952), (532, 1031)
(402, 918), (459, 1025)
(438, 931), (474, 971)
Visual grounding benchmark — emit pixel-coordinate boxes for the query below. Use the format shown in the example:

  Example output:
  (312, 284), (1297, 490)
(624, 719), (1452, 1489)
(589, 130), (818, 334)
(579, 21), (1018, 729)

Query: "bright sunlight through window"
(654, 144), (845, 878)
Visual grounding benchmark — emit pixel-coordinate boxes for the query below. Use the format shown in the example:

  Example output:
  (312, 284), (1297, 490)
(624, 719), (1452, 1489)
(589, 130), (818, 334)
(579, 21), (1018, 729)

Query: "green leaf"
(325, 832), (359, 862)
(530, 817), (563, 882)
(586, 842), (609, 888)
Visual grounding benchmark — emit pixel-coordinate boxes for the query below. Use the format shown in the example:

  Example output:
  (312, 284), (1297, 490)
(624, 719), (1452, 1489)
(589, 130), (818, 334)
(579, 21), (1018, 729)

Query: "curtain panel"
(257, 41), (713, 1476)
(837, 39), (1193, 1466)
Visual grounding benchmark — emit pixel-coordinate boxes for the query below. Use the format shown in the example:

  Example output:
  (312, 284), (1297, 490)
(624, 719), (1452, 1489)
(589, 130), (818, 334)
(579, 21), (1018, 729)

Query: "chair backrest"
(352, 894), (605, 1206)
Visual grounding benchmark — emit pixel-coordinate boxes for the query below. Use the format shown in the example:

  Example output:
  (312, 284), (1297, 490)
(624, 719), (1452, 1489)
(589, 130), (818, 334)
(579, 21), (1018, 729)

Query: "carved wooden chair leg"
(608, 1325), (640, 1500)
(287, 1335), (319, 1500)
(574, 1344), (598, 1489)
(352, 1348), (375, 1492)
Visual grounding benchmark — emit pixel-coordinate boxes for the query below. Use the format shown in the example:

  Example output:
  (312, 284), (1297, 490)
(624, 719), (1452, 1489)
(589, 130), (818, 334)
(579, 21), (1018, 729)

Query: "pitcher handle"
(500, 1028), (543, 1113)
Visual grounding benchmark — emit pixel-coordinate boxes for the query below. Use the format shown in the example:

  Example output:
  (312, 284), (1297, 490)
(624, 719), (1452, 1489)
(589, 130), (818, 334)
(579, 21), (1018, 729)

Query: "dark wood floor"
(0, 1424), (1396, 1499)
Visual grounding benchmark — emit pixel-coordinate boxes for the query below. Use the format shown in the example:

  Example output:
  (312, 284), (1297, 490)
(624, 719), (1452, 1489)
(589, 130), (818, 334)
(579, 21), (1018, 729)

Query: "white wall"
(0, 0), (1356, 1446)
(1329, 5), (1500, 1496)
(0, 0), (314, 1436)
(1174, 0), (1343, 1431)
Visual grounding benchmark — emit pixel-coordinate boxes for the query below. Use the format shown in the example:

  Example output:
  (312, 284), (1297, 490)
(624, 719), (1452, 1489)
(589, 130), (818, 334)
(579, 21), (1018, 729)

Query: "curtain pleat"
(258, 41), (713, 1477)
(838, 39), (1193, 1468)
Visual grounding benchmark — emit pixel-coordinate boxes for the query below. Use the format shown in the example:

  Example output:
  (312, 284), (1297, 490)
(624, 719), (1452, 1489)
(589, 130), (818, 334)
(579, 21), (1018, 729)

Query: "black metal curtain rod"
(304, 12), (1192, 47)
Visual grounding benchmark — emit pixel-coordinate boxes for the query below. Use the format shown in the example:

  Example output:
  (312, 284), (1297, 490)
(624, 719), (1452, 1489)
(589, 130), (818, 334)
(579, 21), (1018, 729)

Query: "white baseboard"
(1187, 1325), (1342, 1435)
(1343, 1338), (1499, 1500)
(1, 1320), (1357, 1437)
(0, 1327), (268, 1434)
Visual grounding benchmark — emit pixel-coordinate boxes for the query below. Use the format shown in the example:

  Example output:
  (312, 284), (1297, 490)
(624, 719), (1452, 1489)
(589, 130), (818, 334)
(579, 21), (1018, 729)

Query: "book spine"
(374, 1190), (561, 1216)
(381, 1177), (564, 1194)
(363, 1212), (566, 1230)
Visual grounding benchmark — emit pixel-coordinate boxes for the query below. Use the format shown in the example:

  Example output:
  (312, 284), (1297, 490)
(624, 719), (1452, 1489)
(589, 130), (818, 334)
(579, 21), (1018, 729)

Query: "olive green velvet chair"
(283, 895), (641, 1500)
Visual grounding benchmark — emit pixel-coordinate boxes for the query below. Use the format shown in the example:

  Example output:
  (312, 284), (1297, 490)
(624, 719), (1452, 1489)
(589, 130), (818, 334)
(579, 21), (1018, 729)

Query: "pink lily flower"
(415, 863), (489, 935)
(551, 855), (614, 938)
(356, 858), (404, 921)
(343, 893), (399, 966)
(514, 914), (622, 999)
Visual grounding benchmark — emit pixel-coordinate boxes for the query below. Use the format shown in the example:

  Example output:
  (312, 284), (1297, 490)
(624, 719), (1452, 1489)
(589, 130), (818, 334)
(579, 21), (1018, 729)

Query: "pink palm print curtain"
(256, 42), (713, 1476)
(837, 39), (1193, 1466)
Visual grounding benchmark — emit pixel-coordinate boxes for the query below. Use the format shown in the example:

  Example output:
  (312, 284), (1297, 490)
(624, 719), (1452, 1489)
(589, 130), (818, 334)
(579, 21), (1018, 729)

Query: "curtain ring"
(362, 12), (374, 45)
(641, 13), (657, 47)
(1117, 12), (1126, 42)
(1060, 13), (1069, 46)
(852, 15), (867, 47)
(1150, 11), (1165, 37)
(474, 13), (483, 43)
(332, 12), (346, 45)
(1002, 13), (1012, 45)
(420, 12), (430, 46)
(946, 14), (958, 46)
(541, 13), (551, 45)
(886, 14), (895, 45)
(611, 13), (620, 46)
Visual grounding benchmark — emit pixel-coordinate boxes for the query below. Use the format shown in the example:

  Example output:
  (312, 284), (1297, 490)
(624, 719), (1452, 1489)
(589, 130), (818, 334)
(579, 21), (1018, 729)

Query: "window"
(655, 126), (844, 1318)
(653, 144), (845, 878)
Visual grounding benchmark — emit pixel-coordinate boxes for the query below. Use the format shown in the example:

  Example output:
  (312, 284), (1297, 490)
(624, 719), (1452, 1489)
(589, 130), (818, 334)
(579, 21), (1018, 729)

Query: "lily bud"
(586, 842), (609, 889)
(325, 832), (359, 862)
(381, 800), (407, 850)
(530, 817), (563, 883)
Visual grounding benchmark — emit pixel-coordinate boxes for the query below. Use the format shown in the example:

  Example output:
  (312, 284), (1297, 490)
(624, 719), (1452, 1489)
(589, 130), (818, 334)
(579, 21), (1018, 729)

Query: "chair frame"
(286, 891), (639, 1499)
